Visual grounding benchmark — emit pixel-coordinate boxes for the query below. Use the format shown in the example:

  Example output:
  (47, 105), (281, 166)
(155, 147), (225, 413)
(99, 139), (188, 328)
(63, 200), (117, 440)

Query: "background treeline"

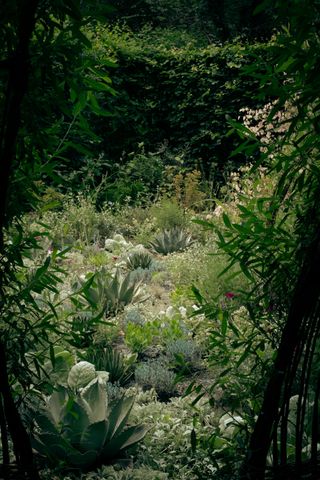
(23, 0), (276, 206)
(106, 0), (275, 40)
(91, 32), (269, 193)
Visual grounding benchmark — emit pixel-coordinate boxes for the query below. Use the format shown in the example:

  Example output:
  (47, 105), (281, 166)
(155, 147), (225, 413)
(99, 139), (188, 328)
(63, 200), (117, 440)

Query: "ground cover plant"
(1, 1), (319, 480)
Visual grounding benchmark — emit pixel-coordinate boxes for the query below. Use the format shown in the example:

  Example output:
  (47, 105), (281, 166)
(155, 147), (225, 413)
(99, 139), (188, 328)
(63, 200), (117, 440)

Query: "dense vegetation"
(1, 1), (320, 479)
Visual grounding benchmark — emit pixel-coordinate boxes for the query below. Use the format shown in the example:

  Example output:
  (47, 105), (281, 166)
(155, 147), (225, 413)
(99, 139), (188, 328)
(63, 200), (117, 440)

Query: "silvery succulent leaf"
(81, 378), (108, 423)
(68, 361), (96, 389)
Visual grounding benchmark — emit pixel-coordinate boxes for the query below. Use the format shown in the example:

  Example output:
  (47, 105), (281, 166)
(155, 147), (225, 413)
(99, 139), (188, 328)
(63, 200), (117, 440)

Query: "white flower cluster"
(158, 305), (187, 319)
(239, 100), (296, 151)
(104, 233), (133, 252)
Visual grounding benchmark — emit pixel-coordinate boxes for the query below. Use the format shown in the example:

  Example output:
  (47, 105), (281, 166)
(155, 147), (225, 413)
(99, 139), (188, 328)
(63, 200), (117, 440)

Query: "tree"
(0, 1), (113, 477)
(209, 0), (320, 477)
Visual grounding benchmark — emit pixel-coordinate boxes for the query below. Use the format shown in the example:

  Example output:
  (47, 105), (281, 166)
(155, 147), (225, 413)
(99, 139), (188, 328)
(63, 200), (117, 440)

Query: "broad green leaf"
(80, 421), (108, 452)
(221, 316), (228, 336)
(81, 378), (108, 423)
(68, 449), (98, 468)
(106, 396), (135, 440)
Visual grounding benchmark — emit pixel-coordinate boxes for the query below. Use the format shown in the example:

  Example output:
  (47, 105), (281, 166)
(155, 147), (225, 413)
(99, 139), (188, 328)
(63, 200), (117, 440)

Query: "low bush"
(124, 321), (158, 355)
(166, 339), (202, 373)
(134, 360), (177, 401)
(130, 395), (217, 479)
(150, 198), (186, 230)
(40, 195), (116, 247)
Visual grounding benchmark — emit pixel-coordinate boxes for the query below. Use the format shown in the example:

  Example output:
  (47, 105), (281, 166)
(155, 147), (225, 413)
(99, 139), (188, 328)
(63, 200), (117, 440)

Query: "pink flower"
(224, 292), (236, 299)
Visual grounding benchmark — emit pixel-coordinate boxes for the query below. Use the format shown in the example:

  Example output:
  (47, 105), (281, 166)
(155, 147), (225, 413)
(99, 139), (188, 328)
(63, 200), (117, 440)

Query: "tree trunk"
(241, 227), (320, 479)
(0, 0), (40, 477)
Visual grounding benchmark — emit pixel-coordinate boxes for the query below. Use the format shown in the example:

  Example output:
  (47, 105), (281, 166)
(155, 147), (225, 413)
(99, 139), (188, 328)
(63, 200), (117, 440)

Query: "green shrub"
(166, 339), (202, 373)
(124, 322), (158, 355)
(44, 464), (169, 480)
(156, 314), (189, 343)
(98, 147), (166, 205)
(134, 360), (177, 400)
(41, 195), (116, 247)
(84, 248), (111, 268)
(123, 307), (145, 326)
(92, 28), (270, 184)
(100, 465), (169, 479)
(110, 205), (156, 241)
(166, 241), (249, 301)
(130, 395), (218, 479)
(150, 198), (186, 230)
(149, 227), (194, 255)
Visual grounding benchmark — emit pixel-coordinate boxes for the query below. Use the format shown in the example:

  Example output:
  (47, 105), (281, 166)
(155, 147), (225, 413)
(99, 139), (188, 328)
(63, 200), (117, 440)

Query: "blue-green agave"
(149, 228), (194, 255)
(79, 269), (144, 315)
(32, 361), (148, 470)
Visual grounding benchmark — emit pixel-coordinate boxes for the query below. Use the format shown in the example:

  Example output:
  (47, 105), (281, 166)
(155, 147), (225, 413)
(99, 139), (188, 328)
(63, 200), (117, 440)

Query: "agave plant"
(80, 268), (144, 316)
(32, 361), (147, 471)
(149, 228), (194, 255)
(125, 251), (153, 271)
(84, 345), (136, 385)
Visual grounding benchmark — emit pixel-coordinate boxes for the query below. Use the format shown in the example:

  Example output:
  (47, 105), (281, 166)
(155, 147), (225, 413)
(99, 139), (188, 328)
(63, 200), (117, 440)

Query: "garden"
(1, 1), (320, 480)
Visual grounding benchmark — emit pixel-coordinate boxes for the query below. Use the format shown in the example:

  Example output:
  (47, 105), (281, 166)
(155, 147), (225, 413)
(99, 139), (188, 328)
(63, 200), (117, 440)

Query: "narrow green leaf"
(221, 316), (228, 336)
(50, 344), (55, 369)
(222, 213), (232, 229)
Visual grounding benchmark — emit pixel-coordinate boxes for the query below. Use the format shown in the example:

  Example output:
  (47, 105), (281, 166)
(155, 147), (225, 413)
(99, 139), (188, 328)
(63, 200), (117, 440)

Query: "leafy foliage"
(166, 339), (202, 373)
(150, 197), (186, 230)
(91, 28), (270, 184)
(69, 312), (98, 349)
(107, 0), (274, 41)
(124, 322), (159, 355)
